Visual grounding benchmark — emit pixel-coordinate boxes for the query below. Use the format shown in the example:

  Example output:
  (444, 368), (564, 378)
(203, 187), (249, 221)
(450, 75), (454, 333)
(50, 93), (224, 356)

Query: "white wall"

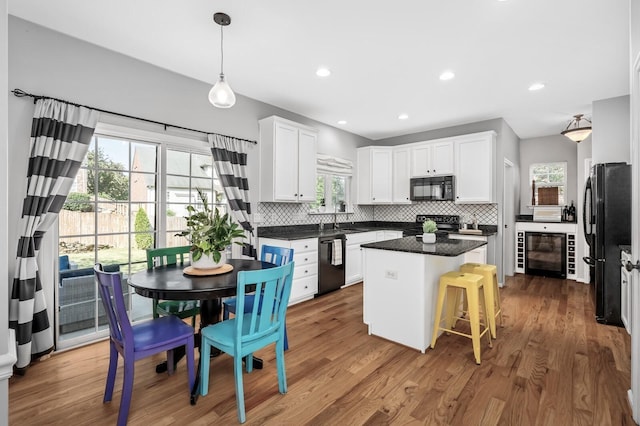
(8, 16), (370, 347)
(592, 95), (631, 164)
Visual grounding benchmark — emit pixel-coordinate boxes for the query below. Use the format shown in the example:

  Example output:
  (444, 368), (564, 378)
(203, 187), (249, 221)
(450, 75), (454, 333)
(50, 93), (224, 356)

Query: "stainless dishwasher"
(317, 234), (346, 296)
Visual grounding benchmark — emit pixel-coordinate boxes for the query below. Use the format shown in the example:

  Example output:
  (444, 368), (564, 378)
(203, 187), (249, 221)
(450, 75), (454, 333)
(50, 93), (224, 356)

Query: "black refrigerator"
(583, 162), (631, 325)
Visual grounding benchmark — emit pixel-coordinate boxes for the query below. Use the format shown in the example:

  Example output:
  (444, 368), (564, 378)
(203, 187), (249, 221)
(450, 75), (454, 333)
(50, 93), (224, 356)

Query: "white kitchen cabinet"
(454, 131), (496, 204)
(448, 234), (488, 264)
(345, 231), (377, 285)
(345, 230), (403, 285)
(357, 147), (393, 204)
(410, 140), (454, 177)
(259, 116), (317, 203)
(392, 146), (411, 204)
(258, 237), (318, 305)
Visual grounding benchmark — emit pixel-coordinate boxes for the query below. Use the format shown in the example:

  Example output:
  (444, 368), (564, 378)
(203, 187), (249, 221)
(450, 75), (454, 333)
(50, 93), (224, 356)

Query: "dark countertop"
(258, 222), (497, 241)
(361, 235), (487, 257)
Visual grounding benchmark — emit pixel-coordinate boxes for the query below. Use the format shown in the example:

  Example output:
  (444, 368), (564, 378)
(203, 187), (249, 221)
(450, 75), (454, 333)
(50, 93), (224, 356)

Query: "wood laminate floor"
(9, 274), (634, 425)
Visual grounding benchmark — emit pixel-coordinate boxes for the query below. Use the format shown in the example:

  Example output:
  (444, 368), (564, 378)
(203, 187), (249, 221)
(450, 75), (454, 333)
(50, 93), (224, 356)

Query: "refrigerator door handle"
(583, 256), (596, 266)
(582, 177), (592, 244)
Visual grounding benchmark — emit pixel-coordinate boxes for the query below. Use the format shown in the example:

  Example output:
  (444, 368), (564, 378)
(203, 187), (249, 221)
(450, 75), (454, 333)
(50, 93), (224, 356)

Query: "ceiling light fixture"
(561, 114), (592, 142)
(208, 12), (236, 108)
(528, 82), (545, 91)
(398, 114), (409, 120)
(316, 67), (331, 77)
(439, 71), (455, 81)
(337, 120), (347, 125)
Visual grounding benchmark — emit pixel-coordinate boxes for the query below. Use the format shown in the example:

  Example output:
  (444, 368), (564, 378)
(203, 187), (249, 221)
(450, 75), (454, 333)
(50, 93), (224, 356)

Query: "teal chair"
(146, 246), (200, 327)
(222, 245), (293, 350)
(200, 261), (295, 424)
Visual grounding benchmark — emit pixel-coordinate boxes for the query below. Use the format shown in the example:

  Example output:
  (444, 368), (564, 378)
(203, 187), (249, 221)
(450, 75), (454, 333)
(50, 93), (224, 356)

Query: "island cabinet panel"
(362, 248), (463, 352)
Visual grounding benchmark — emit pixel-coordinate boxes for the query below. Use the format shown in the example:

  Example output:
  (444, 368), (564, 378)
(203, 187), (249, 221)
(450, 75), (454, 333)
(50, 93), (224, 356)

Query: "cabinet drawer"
(289, 275), (318, 303)
(346, 231), (377, 246)
(294, 262), (318, 280)
(291, 238), (317, 253)
(293, 251), (317, 267)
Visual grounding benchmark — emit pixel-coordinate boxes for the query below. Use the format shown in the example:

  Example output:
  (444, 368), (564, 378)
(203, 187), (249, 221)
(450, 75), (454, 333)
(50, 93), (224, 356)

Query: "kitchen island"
(361, 235), (487, 353)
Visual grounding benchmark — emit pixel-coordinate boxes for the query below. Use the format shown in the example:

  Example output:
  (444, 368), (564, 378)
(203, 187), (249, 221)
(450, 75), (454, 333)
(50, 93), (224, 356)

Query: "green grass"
(64, 247), (147, 270)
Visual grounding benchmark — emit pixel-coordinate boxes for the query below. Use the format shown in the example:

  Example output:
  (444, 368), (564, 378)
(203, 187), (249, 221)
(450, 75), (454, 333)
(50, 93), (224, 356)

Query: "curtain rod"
(11, 88), (257, 145)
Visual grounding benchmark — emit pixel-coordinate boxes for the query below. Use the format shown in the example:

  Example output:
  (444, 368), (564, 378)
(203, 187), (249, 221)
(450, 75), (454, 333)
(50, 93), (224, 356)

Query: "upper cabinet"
(259, 116), (317, 203)
(357, 147), (393, 204)
(410, 140), (454, 177)
(454, 131), (496, 204)
(392, 146), (411, 204)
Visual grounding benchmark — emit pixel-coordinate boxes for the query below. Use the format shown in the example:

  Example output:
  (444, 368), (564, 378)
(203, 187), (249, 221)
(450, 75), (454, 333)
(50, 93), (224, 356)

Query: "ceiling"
(8, 0), (631, 141)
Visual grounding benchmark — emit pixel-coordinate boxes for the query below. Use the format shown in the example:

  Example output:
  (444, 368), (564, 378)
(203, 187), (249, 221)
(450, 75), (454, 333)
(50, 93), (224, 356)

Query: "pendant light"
(561, 114), (592, 142)
(208, 12), (236, 108)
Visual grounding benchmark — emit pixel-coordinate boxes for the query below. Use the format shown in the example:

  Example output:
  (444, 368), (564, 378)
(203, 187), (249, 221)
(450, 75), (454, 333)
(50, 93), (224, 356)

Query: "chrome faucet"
(333, 207), (339, 229)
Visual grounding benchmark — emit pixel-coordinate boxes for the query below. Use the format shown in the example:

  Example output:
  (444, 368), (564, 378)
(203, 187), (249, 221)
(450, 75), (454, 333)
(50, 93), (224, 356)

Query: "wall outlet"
(385, 270), (398, 279)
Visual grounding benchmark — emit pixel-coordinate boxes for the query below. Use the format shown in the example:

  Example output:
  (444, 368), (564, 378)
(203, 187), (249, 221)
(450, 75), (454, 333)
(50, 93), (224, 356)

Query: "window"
(57, 130), (222, 348)
(529, 162), (567, 205)
(311, 174), (350, 213)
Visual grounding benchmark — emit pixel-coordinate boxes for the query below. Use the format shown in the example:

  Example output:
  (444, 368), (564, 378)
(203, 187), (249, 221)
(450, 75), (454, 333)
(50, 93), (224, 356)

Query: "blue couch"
(58, 260), (124, 334)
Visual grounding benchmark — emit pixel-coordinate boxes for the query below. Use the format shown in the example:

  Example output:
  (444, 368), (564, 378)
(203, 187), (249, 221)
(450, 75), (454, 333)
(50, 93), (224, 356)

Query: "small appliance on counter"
(533, 206), (562, 222)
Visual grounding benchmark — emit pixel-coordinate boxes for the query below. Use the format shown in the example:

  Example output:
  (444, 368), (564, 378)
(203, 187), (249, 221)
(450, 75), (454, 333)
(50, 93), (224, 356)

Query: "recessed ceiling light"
(439, 71), (455, 81)
(337, 120), (347, 125)
(529, 82), (545, 91)
(316, 67), (331, 77)
(398, 114), (409, 120)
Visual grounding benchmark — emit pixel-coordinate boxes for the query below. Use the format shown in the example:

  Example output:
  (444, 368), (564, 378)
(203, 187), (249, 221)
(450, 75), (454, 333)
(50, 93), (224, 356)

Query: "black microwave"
(410, 176), (455, 201)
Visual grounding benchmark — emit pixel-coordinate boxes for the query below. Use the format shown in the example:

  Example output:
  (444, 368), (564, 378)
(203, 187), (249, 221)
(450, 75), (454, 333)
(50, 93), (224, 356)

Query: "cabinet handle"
(300, 194), (303, 197)
(305, 257), (308, 261)
(304, 270), (308, 273)
(294, 193), (298, 197)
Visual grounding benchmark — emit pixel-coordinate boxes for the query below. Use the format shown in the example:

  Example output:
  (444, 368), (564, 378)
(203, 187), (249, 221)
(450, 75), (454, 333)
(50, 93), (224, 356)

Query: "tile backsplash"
(256, 202), (498, 227)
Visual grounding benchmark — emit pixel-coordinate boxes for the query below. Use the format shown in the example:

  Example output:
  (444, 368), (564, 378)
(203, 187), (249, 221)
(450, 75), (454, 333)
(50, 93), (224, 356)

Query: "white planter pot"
(422, 233), (436, 243)
(191, 251), (226, 269)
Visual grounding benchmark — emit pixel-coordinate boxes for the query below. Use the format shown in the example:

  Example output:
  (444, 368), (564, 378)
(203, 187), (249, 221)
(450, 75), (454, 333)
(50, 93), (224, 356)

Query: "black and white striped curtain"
(208, 134), (256, 258)
(9, 99), (99, 371)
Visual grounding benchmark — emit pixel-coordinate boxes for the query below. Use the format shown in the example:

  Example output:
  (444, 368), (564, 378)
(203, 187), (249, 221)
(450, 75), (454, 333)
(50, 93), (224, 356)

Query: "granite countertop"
(258, 222), (497, 241)
(361, 235), (487, 257)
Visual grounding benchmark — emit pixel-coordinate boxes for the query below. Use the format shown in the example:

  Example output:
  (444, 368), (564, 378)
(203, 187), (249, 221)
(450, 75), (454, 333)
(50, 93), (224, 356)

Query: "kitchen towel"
(331, 239), (343, 266)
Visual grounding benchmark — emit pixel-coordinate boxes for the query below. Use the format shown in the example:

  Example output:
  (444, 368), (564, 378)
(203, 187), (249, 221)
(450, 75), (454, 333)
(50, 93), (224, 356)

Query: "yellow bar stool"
(431, 271), (492, 364)
(459, 263), (503, 339)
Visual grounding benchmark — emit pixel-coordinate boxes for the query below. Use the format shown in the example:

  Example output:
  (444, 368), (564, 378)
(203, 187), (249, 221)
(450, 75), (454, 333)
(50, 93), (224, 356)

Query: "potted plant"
(422, 219), (437, 244)
(176, 189), (246, 269)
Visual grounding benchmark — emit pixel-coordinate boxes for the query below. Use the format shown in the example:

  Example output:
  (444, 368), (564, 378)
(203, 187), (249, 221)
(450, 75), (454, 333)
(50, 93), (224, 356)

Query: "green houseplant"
(422, 219), (437, 244)
(176, 189), (246, 268)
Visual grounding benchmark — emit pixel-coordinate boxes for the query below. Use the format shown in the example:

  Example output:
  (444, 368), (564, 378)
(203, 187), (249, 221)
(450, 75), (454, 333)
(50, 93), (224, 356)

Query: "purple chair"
(94, 264), (195, 426)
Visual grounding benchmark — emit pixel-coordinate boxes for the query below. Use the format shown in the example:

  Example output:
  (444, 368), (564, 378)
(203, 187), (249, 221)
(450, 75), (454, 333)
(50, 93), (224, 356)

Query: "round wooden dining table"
(128, 258), (276, 405)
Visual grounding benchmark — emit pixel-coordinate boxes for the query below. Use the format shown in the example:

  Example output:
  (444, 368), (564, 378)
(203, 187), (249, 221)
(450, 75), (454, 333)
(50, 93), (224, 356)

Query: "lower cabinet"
(448, 234), (488, 264)
(345, 230), (403, 285)
(258, 237), (318, 306)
